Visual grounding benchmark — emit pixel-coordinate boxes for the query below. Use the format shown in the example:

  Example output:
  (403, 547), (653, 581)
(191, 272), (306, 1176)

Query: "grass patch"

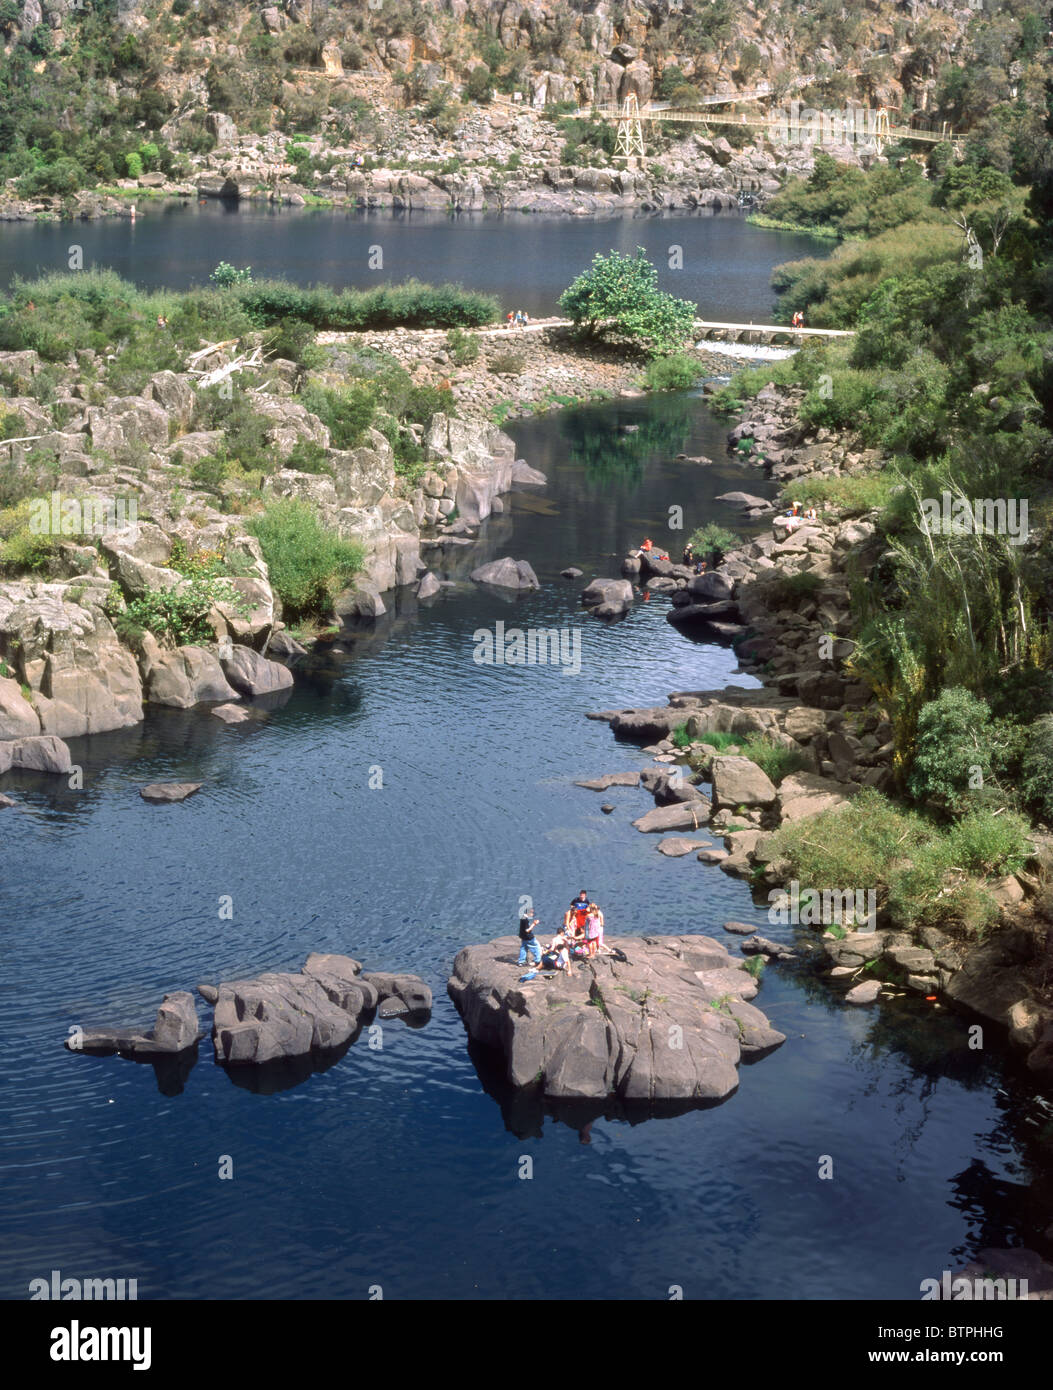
(246, 498), (364, 621)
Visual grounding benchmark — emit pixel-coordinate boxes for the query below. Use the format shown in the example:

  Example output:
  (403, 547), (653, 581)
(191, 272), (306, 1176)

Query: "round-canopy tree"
(558, 248), (696, 355)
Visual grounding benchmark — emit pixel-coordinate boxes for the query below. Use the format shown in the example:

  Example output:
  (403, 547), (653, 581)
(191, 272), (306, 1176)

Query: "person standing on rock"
(567, 890), (590, 935)
(518, 910), (542, 967)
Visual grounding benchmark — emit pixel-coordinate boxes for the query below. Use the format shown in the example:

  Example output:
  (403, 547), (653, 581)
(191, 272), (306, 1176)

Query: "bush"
(489, 351), (524, 375)
(210, 261), (254, 288)
(189, 452), (230, 488)
(445, 327), (479, 365)
(907, 687), (999, 814)
(285, 439), (334, 475)
(124, 152), (143, 179)
(114, 578), (235, 646)
(1020, 715), (1053, 823)
(246, 499), (364, 621)
(299, 382), (375, 450)
(264, 315), (325, 369)
(945, 808), (1031, 878)
(687, 522), (740, 565)
(735, 736), (810, 784)
(753, 571), (825, 607)
(465, 65), (491, 103)
(641, 353), (702, 391)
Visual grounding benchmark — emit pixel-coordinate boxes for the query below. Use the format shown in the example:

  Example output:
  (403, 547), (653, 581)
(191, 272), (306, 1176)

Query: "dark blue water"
(1, 214), (1049, 1301)
(0, 203), (823, 318)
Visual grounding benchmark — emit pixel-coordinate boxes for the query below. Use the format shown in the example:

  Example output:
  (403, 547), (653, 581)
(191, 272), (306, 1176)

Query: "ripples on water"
(0, 216), (1046, 1299)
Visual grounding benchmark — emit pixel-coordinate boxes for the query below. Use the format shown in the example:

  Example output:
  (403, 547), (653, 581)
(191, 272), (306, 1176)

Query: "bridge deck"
(694, 319), (853, 338)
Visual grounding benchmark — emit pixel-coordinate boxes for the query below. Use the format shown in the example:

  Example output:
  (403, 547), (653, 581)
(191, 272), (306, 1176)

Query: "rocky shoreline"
(576, 381), (1053, 1083)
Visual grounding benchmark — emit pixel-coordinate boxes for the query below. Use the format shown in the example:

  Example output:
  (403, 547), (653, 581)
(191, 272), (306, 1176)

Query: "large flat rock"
(448, 934), (785, 1103)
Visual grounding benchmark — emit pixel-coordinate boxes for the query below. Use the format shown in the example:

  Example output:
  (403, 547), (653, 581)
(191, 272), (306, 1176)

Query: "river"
(0, 208), (1048, 1301)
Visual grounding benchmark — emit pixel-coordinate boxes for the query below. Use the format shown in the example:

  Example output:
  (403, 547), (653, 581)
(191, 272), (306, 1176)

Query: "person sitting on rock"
(518, 910), (542, 967)
(540, 936), (571, 972)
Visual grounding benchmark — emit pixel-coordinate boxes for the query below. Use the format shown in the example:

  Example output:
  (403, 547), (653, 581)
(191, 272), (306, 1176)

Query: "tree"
(559, 249), (696, 355)
(465, 64), (491, 103)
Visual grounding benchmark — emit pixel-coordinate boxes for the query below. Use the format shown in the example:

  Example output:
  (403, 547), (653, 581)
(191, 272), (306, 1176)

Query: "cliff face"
(8, 0), (986, 123)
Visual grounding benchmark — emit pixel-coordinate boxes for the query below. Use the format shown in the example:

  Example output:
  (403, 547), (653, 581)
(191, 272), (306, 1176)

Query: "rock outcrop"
(448, 934), (784, 1103)
(211, 953), (431, 1065)
(68, 992), (200, 1056)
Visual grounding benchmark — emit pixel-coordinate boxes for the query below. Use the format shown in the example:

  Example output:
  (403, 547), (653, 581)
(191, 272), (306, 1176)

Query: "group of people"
(680, 543), (708, 574)
(634, 537), (708, 575)
(791, 310), (807, 328)
(783, 500), (818, 527)
(505, 310), (531, 329)
(518, 891), (605, 972)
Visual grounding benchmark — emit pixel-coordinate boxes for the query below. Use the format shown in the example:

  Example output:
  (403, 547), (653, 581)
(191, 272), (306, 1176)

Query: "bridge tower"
(874, 107), (891, 153)
(615, 92), (645, 162)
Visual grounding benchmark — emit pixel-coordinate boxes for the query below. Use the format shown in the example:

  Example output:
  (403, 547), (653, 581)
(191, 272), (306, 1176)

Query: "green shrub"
(124, 152), (143, 179)
(115, 578), (235, 646)
(210, 261), (254, 288)
(445, 327), (479, 365)
(489, 351), (524, 375)
(1020, 715), (1053, 823)
(907, 687), (1000, 815)
(299, 382), (375, 450)
(687, 522), (740, 565)
(246, 499), (364, 620)
(264, 315), (325, 368)
(189, 452), (230, 488)
(641, 353), (702, 391)
(945, 808), (1031, 878)
(285, 439), (334, 475)
(754, 571), (825, 608)
(192, 388), (273, 472)
(735, 736), (810, 785)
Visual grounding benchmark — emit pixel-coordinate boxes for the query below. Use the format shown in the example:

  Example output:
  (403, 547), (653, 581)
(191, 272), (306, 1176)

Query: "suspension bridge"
(585, 93), (958, 160)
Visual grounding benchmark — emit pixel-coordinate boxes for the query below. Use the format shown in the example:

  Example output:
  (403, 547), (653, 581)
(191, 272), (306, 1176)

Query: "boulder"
(574, 772), (641, 790)
(0, 676), (40, 737)
(845, 980), (882, 1004)
(219, 646), (294, 697)
(944, 927), (1038, 1027)
(70, 991), (200, 1057)
(632, 800), (711, 833)
(657, 837), (711, 856)
(87, 397), (170, 454)
(417, 572), (441, 599)
(0, 733), (72, 775)
(470, 557), (540, 590)
(778, 771), (856, 822)
(212, 953), (429, 1064)
(140, 782), (202, 802)
(448, 934), (784, 1101)
(141, 642), (239, 708)
(359, 971), (433, 1015)
(211, 703), (251, 724)
(582, 577), (633, 614)
(710, 756), (777, 809)
(0, 584), (144, 737)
